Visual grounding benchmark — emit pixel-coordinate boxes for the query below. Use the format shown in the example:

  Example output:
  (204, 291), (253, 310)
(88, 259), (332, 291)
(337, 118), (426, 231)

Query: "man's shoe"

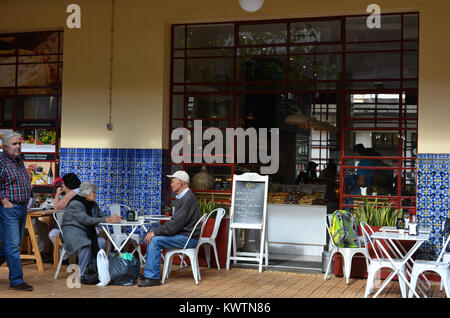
(9, 283), (33, 291)
(137, 277), (161, 287)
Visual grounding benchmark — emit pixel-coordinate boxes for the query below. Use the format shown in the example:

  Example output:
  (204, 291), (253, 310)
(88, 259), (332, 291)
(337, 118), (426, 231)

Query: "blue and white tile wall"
(416, 153), (450, 260)
(59, 148), (169, 216)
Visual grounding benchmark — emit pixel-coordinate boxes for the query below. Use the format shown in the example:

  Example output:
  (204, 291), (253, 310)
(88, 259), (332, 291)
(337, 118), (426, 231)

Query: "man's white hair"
(2, 131), (22, 147)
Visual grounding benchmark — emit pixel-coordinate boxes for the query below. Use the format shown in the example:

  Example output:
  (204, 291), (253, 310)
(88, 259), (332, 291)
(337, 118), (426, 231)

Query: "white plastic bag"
(96, 249), (110, 286)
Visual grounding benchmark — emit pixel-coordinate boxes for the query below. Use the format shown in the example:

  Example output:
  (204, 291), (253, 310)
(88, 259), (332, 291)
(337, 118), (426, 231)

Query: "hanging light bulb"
(239, 0), (264, 12)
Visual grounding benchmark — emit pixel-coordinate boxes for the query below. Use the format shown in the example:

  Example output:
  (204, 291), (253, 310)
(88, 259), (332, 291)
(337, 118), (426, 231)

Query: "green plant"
(198, 195), (216, 217)
(353, 196), (403, 227)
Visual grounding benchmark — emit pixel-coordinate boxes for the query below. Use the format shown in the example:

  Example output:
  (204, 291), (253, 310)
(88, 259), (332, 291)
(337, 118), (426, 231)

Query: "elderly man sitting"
(138, 170), (201, 287)
(62, 182), (121, 279)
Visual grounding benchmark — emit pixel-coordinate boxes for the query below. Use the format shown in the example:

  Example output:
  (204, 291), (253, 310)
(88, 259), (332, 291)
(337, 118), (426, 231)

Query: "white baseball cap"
(167, 170), (190, 183)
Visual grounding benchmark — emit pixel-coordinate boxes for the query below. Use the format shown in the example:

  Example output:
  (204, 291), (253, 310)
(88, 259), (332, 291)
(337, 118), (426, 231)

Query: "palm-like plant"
(353, 195), (403, 227)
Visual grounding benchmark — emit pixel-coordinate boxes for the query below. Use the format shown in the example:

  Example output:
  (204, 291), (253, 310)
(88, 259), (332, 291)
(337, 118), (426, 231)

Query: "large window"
(170, 13), (418, 215)
(0, 31), (63, 197)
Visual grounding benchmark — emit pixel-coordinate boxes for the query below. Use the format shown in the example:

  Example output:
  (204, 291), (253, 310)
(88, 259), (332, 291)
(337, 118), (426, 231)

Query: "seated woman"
(61, 182), (121, 277)
(49, 173), (81, 247)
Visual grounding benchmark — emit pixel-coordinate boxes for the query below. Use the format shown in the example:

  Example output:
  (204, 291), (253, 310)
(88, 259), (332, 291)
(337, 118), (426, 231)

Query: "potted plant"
(353, 195), (403, 229)
(334, 196), (406, 279)
(198, 195), (216, 218)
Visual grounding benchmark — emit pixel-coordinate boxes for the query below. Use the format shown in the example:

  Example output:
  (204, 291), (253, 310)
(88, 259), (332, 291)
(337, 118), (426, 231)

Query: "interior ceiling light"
(285, 110), (337, 132)
(239, 0), (264, 12)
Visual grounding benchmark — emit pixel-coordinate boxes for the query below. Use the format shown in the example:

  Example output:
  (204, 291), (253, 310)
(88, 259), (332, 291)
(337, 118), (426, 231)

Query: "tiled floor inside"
(0, 260), (446, 298)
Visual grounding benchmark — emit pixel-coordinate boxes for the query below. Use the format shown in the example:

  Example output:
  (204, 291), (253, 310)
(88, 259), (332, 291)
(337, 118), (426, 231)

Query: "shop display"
(268, 184), (327, 205)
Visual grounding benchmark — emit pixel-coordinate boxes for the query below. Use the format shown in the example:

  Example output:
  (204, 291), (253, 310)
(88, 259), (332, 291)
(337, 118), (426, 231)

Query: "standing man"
(138, 170), (201, 287)
(0, 131), (33, 291)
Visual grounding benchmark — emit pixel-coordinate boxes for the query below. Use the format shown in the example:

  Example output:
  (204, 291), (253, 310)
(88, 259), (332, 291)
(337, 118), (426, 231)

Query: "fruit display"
(268, 191), (326, 205)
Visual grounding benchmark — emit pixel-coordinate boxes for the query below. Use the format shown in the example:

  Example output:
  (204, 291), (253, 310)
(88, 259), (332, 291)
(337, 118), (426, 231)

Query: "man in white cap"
(137, 170), (201, 287)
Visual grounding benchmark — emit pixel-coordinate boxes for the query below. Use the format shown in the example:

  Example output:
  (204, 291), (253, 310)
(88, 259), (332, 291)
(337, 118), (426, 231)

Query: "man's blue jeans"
(0, 204), (28, 286)
(144, 234), (198, 280)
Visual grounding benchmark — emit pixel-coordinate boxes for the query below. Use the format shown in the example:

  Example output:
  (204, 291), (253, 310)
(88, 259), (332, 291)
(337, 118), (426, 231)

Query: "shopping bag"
(96, 249), (110, 286)
(108, 252), (140, 286)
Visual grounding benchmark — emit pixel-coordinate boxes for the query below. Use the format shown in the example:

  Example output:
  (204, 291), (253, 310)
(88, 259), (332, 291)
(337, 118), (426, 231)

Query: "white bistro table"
(100, 219), (155, 264)
(370, 230), (430, 298)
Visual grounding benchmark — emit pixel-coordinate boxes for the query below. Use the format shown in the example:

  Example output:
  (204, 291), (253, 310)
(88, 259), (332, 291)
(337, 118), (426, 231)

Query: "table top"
(100, 219), (163, 226)
(371, 230), (430, 241)
(27, 209), (55, 217)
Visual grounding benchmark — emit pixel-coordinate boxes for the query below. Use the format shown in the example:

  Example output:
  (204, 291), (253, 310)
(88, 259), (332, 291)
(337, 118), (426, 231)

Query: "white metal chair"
(440, 221), (450, 292)
(196, 208), (226, 270)
(408, 231), (450, 298)
(323, 214), (369, 284)
(161, 213), (208, 285)
(360, 222), (408, 298)
(105, 204), (141, 255)
(54, 210), (69, 280)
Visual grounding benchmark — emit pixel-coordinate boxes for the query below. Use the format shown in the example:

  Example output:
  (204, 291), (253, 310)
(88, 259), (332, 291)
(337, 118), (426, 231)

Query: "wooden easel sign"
(226, 173), (269, 272)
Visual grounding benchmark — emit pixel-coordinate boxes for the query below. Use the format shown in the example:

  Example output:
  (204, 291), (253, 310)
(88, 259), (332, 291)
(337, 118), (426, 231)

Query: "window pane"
(186, 95), (232, 119)
(239, 23), (287, 45)
(289, 54), (341, 81)
(346, 15), (402, 42)
(290, 20), (341, 43)
(173, 25), (185, 49)
(346, 52), (401, 79)
(185, 165), (232, 191)
(403, 90), (418, 117)
(17, 64), (51, 87)
(187, 24), (234, 48)
(237, 56), (286, 82)
(0, 64), (16, 87)
(290, 44), (342, 54)
(19, 96), (59, 119)
(403, 14), (419, 40)
(403, 51), (418, 78)
(238, 46), (286, 56)
(172, 94), (184, 119)
(173, 59), (184, 83)
(0, 98), (13, 120)
(344, 130), (400, 156)
(343, 167), (397, 196)
(186, 57), (233, 83)
(187, 48), (234, 57)
(346, 93), (400, 118)
(346, 42), (401, 52)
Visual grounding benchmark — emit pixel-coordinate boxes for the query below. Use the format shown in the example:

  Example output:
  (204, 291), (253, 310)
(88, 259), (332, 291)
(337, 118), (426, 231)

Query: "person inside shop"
(352, 144), (374, 194)
(344, 144), (375, 209)
(319, 159), (338, 203)
(295, 161), (319, 184)
(138, 170), (201, 287)
(61, 182), (121, 280)
(0, 131), (33, 291)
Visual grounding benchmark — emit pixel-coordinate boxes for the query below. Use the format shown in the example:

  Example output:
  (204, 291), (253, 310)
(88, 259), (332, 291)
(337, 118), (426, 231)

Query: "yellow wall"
(0, 0), (449, 152)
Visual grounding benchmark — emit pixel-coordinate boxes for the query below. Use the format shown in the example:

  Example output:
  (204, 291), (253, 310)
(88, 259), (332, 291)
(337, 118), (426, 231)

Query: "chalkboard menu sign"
(232, 180), (266, 225)
(227, 173), (269, 272)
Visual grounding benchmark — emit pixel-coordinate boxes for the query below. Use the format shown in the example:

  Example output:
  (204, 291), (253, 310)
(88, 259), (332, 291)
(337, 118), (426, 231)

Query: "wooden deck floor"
(0, 261), (446, 299)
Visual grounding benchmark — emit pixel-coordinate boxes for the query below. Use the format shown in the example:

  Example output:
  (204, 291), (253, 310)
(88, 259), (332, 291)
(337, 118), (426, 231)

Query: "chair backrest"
(53, 210), (65, 238)
(359, 222), (388, 262)
(182, 213), (208, 250)
(201, 208), (226, 240)
(105, 203), (130, 234)
(435, 233), (450, 266)
(325, 214), (338, 249)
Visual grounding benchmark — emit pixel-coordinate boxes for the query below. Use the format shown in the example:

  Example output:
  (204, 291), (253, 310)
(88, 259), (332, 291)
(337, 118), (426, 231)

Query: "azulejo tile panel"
(416, 153), (450, 260)
(60, 148), (169, 217)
